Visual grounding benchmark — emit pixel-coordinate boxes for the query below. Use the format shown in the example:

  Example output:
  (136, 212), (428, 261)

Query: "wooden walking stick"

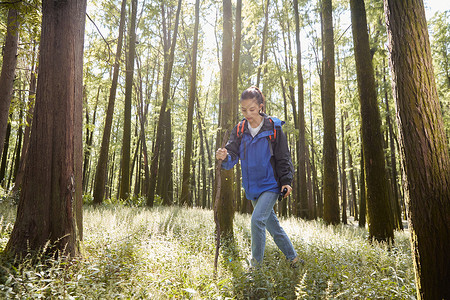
(214, 129), (229, 276)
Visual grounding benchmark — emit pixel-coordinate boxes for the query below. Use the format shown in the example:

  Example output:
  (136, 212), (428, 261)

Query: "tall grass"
(0, 201), (416, 299)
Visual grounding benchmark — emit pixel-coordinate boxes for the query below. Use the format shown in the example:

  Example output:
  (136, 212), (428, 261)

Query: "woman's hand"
(281, 185), (292, 198)
(216, 148), (228, 161)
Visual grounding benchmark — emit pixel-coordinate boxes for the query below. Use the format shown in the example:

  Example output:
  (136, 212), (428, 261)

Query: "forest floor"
(0, 201), (416, 299)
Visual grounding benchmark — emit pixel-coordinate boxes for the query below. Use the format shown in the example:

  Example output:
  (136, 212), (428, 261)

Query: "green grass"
(0, 201), (416, 299)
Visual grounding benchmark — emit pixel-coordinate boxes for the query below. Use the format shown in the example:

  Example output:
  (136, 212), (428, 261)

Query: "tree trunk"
(321, 0), (339, 225)
(350, 0), (394, 242)
(383, 59), (402, 229)
(358, 144), (366, 228)
(256, 0), (270, 88)
(347, 146), (358, 221)
(147, 0), (182, 206)
(384, 0), (450, 298)
(340, 110), (347, 224)
(180, 0), (200, 206)
(0, 6), (20, 161)
(0, 117), (11, 185)
(232, 0), (242, 211)
(216, 0), (235, 238)
(5, 0), (86, 257)
(12, 105), (23, 183)
(82, 86), (99, 194)
(119, 0), (137, 201)
(93, 0), (126, 204)
(293, 0), (308, 219)
(12, 61), (36, 192)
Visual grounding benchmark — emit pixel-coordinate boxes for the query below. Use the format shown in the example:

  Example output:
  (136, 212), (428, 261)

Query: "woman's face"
(241, 98), (263, 126)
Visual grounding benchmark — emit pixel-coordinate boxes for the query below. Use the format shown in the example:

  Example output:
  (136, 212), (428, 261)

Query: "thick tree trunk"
(351, 0), (394, 242)
(384, 0), (450, 298)
(0, 7), (20, 161)
(5, 0), (86, 257)
(321, 0), (339, 225)
(93, 0), (126, 204)
(180, 0), (200, 206)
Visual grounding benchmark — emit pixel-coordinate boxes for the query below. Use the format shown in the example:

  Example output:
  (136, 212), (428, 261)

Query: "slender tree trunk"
(384, 0), (450, 298)
(351, 0), (393, 241)
(12, 105), (23, 183)
(293, 0), (308, 219)
(147, 0), (182, 206)
(5, 0), (86, 257)
(0, 117), (11, 185)
(13, 62), (36, 192)
(119, 0), (137, 201)
(359, 144), (366, 227)
(93, 0), (127, 204)
(0, 6), (20, 160)
(82, 86), (99, 193)
(347, 146), (358, 221)
(232, 0), (242, 211)
(383, 58), (402, 229)
(216, 0), (235, 238)
(180, 0), (200, 206)
(256, 0), (270, 88)
(321, 0), (339, 224)
(340, 110), (347, 224)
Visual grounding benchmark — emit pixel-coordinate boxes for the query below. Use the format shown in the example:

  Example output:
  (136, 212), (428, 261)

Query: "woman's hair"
(240, 86), (266, 113)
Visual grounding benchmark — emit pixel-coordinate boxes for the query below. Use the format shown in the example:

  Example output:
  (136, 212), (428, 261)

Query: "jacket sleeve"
(221, 125), (240, 170)
(273, 126), (294, 186)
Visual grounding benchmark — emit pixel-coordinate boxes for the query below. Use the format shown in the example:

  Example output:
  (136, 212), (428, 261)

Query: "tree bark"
(93, 0), (127, 204)
(5, 0), (86, 257)
(351, 0), (394, 242)
(0, 6), (20, 161)
(384, 0), (450, 298)
(321, 0), (340, 225)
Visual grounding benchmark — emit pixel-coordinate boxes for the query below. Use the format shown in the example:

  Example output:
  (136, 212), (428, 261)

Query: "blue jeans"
(250, 191), (297, 265)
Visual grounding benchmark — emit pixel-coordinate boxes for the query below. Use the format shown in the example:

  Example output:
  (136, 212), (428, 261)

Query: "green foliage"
(0, 204), (416, 299)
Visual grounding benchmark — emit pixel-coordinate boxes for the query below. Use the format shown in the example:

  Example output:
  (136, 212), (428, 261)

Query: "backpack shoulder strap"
(268, 117), (278, 142)
(236, 119), (247, 139)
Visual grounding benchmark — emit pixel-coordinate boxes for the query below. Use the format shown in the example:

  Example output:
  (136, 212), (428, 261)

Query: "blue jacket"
(222, 114), (294, 200)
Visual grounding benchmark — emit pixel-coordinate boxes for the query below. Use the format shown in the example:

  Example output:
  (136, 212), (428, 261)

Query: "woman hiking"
(216, 86), (302, 268)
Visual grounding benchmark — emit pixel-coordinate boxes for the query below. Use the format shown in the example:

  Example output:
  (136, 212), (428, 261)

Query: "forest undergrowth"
(0, 200), (416, 299)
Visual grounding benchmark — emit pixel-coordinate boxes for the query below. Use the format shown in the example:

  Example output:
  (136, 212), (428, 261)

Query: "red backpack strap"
(268, 118), (277, 142)
(236, 119), (246, 138)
